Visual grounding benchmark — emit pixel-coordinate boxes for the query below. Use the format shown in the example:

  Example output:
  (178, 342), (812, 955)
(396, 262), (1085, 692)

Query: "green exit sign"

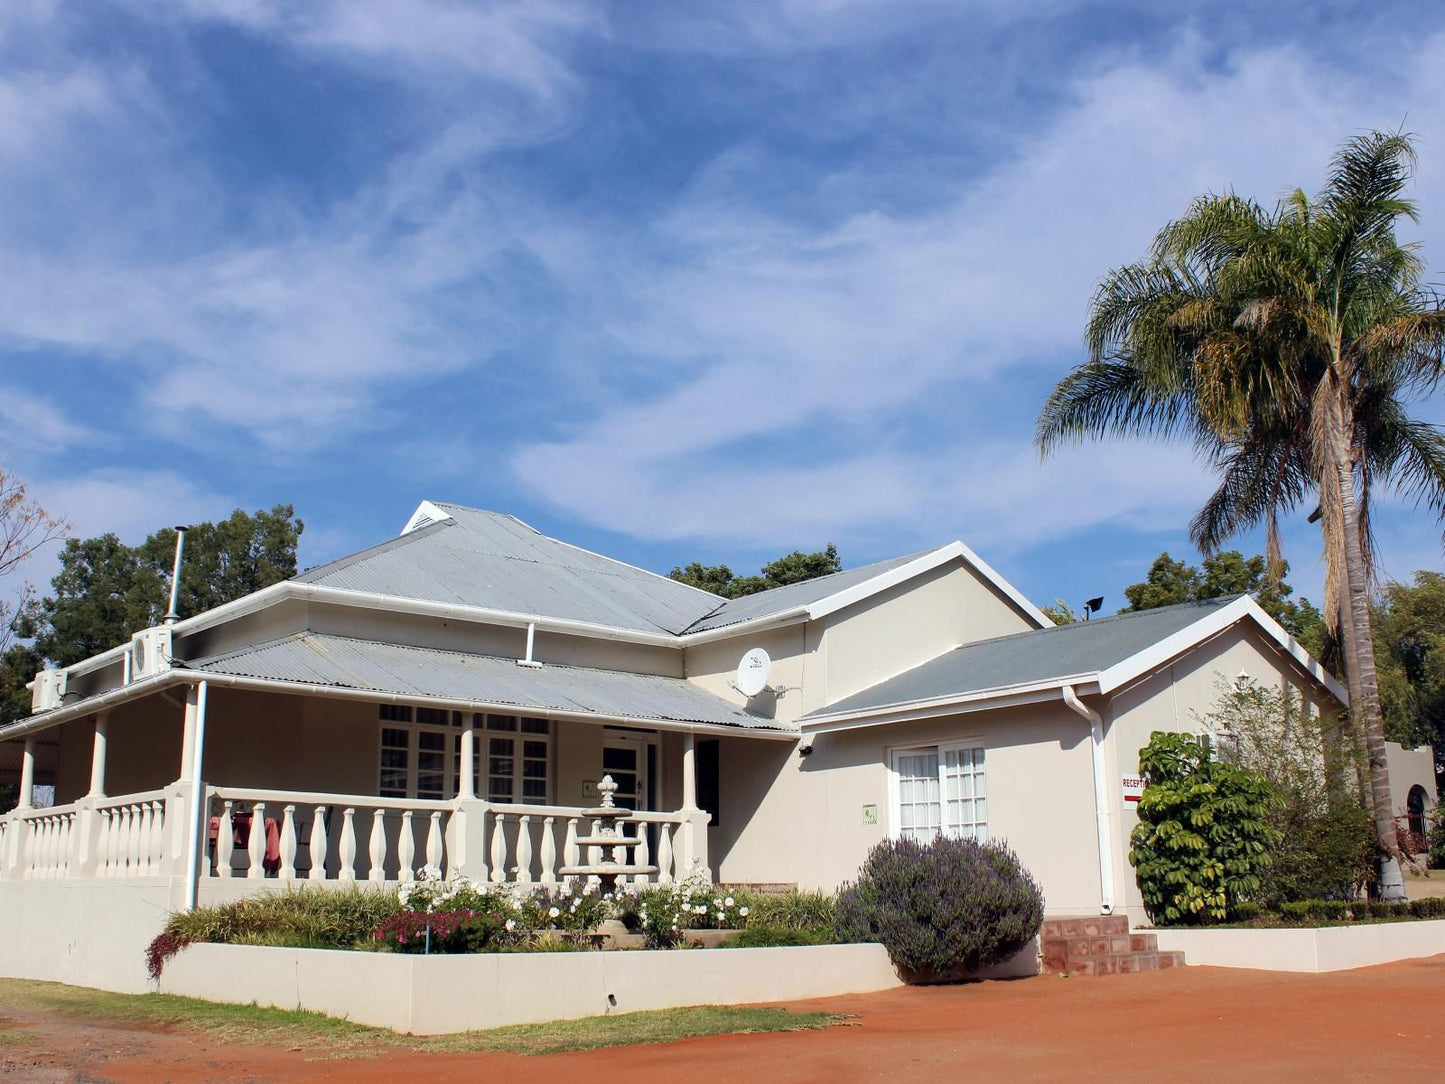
(861, 804), (878, 825)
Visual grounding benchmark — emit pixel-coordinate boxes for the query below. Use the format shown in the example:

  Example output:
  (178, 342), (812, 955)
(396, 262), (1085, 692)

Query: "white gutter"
(183, 681), (208, 911)
(1062, 684), (1115, 916)
(0, 667), (798, 743)
(801, 674), (1101, 732)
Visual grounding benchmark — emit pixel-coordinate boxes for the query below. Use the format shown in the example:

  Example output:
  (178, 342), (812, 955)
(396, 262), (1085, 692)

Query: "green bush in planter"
(834, 836), (1043, 978)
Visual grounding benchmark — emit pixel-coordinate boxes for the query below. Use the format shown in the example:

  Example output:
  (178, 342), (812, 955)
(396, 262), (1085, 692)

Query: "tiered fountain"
(558, 774), (657, 894)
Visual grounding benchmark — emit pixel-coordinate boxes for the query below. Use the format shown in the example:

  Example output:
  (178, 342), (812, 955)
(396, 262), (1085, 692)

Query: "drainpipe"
(183, 680), (209, 911)
(518, 621), (541, 668)
(1062, 685), (1115, 916)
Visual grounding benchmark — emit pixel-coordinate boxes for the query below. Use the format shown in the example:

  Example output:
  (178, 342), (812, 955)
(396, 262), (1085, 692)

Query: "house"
(0, 501), (1431, 990)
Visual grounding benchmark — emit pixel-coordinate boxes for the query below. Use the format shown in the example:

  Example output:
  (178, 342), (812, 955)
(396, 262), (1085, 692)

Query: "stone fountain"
(559, 774), (657, 894)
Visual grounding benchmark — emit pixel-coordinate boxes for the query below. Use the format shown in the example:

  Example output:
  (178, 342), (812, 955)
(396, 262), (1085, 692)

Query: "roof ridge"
(293, 520), (451, 583)
(933, 594), (1247, 653)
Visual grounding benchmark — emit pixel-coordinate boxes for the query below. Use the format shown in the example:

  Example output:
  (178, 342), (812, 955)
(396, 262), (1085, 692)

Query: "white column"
(459, 714), (477, 800)
(87, 712), (109, 798)
(178, 685), (200, 782)
(182, 681), (209, 910)
(681, 732), (697, 811)
(17, 737), (36, 810)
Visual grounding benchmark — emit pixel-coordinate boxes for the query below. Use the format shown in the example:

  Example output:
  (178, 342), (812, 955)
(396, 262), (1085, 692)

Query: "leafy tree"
(1372, 572), (1445, 778)
(1129, 731), (1278, 924)
(1122, 550), (1326, 645)
(23, 506), (304, 669)
(1039, 599), (1079, 625)
(1202, 678), (1374, 901)
(670, 544), (841, 598)
(1038, 131), (1445, 895)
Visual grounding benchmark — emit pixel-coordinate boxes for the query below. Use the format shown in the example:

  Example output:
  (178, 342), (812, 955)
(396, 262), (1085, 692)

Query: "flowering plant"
(618, 865), (746, 947)
(374, 909), (504, 954)
(397, 872), (619, 943)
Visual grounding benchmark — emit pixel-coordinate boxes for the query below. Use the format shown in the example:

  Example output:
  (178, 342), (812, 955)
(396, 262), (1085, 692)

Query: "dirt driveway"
(3, 956), (1441, 1082)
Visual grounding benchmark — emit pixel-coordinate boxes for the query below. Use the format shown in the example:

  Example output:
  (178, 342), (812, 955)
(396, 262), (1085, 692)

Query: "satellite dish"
(735, 647), (772, 698)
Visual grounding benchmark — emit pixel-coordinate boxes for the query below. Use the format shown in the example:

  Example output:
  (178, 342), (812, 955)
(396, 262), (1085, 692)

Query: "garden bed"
(1148, 917), (1445, 972)
(157, 940), (905, 1033)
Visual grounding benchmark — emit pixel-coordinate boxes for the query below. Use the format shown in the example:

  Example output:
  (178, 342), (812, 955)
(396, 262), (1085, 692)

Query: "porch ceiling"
(184, 630), (789, 733)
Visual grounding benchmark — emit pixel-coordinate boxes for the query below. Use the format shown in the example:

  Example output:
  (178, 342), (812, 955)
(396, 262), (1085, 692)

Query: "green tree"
(1373, 572), (1445, 777)
(1039, 599), (1079, 625)
(1122, 550), (1326, 644)
(1202, 678), (1374, 901)
(670, 544), (841, 599)
(1037, 131), (1445, 896)
(24, 506), (304, 669)
(1129, 730), (1278, 924)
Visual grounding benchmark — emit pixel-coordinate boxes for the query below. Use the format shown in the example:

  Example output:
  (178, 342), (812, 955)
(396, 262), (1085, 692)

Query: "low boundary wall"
(1150, 919), (1445, 972)
(159, 941), (907, 1033)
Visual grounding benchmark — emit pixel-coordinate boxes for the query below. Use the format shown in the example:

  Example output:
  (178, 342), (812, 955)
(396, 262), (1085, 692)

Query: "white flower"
(505, 918), (516, 931)
(548, 906), (561, 918)
(724, 896), (734, 907)
(739, 906), (750, 917)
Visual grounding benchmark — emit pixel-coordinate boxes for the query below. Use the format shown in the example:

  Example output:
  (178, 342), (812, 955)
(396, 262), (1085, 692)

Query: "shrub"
(374, 909), (504, 953)
(617, 866), (747, 947)
(834, 836), (1043, 979)
(722, 925), (834, 948)
(1411, 897), (1445, 919)
(1129, 731), (1277, 924)
(1430, 804), (1445, 870)
(147, 885), (403, 979)
(729, 889), (836, 932)
(1201, 678), (1374, 902)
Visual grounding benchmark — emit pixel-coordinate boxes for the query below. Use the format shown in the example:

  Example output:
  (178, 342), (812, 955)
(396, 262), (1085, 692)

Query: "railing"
(0, 786), (702, 887)
(202, 788), (694, 886)
(13, 802), (81, 879)
(94, 790), (169, 878)
(205, 788), (454, 882)
(481, 804), (683, 887)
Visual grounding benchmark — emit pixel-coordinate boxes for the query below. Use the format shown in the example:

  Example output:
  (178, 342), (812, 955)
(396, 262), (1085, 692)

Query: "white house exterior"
(0, 500), (1431, 991)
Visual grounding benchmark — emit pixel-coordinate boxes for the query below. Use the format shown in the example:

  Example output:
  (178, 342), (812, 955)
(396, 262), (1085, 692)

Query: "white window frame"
(886, 738), (987, 843)
(375, 708), (554, 803)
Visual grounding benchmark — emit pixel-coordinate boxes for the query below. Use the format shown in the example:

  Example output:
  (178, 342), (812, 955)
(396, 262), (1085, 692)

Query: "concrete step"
(1041, 916), (1186, 976)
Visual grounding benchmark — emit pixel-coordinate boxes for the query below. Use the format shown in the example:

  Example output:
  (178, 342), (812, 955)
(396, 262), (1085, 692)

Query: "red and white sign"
(1121, 775), (1147, 803)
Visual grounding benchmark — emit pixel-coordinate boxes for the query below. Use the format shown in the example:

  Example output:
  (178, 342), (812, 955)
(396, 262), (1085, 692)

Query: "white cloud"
(512, 32), (1445, 551)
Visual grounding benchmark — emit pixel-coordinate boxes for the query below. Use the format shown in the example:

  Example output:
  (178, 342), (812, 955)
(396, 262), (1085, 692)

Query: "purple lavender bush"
(835, 836), (1044, 979)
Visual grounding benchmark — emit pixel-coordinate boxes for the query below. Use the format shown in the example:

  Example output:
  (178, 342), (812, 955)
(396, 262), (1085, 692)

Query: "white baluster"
(633, 823), (650, 886)
(564, 817), (579, 870)
(540, 817), (557, 886)
(338, 808), (357, 881)
(136, 804), (153, 877)
(216, 800), (235, 879)
(397, 811), (415, 881)
(426, 811), (444, 877)
(247, 802), (267, 880)
(658, 823), (674, 885)
(280, 806), (297, 879)
(308, 807), (328, 880)
(489, 813), (507, 883)
(97, 810), (113, 878)
(368, 808), (387, 882)
(123, 807), (138, 875)
(515, 815), (533, 884)
(150, 800), (165, 874)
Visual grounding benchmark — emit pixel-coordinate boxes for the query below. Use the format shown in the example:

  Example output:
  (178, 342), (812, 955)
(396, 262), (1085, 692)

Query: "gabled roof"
(295, 503), (722, 637)
(187, 631), (788, 733)
(802, 595), (1345, 730)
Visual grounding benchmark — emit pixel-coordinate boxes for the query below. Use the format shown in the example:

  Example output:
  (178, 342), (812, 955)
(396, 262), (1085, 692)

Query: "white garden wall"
(1150, 919), (1445, 972)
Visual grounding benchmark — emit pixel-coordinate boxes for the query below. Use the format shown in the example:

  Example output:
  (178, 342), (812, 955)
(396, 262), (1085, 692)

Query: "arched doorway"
(1407, 785), (1428, 846)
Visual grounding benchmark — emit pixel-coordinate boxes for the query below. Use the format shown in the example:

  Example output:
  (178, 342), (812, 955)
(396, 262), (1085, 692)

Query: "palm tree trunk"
(1326, 400), (1405, 900)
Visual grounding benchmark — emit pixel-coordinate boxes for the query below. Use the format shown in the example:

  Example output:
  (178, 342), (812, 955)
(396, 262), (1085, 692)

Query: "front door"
(601, 734), (654, 810)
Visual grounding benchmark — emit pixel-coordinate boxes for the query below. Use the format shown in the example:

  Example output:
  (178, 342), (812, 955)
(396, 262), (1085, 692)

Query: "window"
(891, 743), (987, 843)
(377, 706), (551, 802)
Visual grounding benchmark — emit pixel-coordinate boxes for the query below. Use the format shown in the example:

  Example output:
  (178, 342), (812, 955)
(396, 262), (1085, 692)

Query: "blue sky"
(2, 0), (1444, 617)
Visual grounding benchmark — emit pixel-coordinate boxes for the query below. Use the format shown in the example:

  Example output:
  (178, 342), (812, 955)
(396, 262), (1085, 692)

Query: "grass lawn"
(0, 978), (840, 1057)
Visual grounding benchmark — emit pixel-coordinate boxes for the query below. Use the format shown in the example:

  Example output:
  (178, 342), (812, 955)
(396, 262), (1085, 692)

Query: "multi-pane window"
(892, 743), (987, 843)
(377, 707), (551, 802)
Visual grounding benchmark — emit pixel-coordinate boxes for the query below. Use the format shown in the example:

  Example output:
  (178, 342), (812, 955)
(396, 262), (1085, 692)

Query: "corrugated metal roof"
(804, 597), (1241, 718)
(682, 550), (935, 633)
(295, 504), (724, 636)
(187, 631), (787, 731)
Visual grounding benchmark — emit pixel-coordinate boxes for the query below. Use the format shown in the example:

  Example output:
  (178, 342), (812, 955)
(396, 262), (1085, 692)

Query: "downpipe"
(1062, 685), (1115, 916)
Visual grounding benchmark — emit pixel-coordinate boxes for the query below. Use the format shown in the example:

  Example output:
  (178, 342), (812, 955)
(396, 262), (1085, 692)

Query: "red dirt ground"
(3, 956), (1441, 1082)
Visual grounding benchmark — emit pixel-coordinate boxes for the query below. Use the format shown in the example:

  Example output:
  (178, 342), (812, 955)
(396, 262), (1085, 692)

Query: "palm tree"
(1036, 131), (1445, 899)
